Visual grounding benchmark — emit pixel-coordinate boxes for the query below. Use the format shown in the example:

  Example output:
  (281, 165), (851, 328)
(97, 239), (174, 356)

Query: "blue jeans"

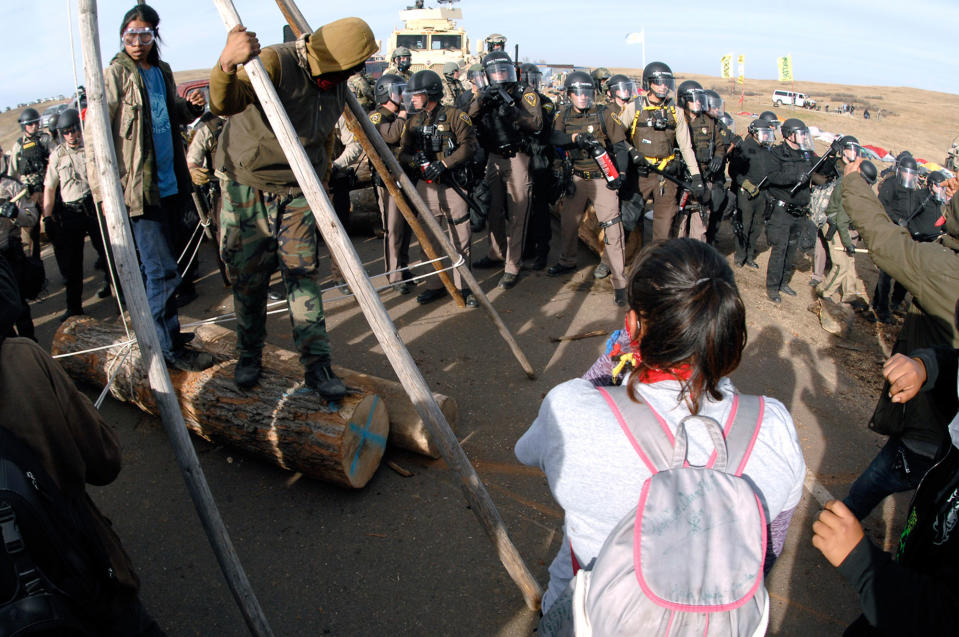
(843, 437), (937, 520)
(130, 199), (182, 358)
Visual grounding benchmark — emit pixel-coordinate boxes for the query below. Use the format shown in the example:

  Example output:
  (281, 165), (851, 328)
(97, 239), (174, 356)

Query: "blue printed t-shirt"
(138, 65), (177, 198)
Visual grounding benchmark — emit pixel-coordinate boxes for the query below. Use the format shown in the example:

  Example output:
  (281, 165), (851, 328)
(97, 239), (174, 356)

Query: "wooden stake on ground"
(77, 2), (273, 634)
(215, 0), (542, 609)
(53, 317), (390, 488)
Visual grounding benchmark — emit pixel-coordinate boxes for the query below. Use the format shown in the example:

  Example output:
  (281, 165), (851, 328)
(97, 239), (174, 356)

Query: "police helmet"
(374, 73), (407, 106)
(485, 33), (507, 52)
(18, 107), (40, 130)
(483, 51), (517, 86)
(837, 135), (861, 161)
(720, 112), (735, 133)
(564, 71), (595, 109)
(642, 62), (675, 99)
(407, 70), (443, 101)
(391, 46), (412, 72)
(927, 170), (948, 201)
(55, 108), (81, 133)
(606, 74), (636, 101)
(781, 118), (814, 150)
(860, 160), (878, 185)
(704, 89), (724, 117)
(759, 110), (780, 127)
(467, 63), (488, 90)
(520, 63), (543, 91)
(748, 118), (775, 145)
(677, 80), (706, 113)
(897, 155), (919, 190)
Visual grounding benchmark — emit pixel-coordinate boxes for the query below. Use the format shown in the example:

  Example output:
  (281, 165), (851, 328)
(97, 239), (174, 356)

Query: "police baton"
(789, 147), (837, 195)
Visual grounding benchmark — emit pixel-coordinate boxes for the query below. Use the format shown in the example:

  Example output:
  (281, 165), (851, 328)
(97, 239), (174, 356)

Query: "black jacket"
(728, 135), (772, 189)
(838, 346), (959, 636)
(765, 142), (818, 207)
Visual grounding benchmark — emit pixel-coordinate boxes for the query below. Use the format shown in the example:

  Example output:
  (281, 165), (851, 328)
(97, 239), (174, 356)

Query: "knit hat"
(306, 17), (377, 76)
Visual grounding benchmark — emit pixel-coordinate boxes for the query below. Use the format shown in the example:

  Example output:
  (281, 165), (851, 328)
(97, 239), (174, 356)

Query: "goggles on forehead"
(122, 27), (155, 46)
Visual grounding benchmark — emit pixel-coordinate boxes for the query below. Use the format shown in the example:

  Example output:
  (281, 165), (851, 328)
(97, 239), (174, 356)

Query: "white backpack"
(540, 386), (769, 637)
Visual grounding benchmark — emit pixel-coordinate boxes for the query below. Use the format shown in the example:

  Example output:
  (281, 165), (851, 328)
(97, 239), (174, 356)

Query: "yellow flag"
(777, 54), (793, 82)
(737, 54), (745, 84)
(720, 53), (733, 79)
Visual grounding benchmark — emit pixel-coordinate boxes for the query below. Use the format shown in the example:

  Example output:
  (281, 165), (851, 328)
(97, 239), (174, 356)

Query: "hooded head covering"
(305, 17), (377, 77)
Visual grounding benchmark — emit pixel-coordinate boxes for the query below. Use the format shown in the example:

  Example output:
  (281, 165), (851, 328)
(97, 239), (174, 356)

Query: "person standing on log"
(93, 4), (212, 372)
(209, 17), (377, 399)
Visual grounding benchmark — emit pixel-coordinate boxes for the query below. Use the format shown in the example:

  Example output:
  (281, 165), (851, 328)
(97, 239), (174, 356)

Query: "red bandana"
(615, 316), (694, 384)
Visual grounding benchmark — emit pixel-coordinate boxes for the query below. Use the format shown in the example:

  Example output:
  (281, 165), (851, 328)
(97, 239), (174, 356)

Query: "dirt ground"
(5, 70), (945, 636)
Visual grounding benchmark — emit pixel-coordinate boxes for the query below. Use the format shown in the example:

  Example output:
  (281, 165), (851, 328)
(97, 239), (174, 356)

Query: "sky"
(1, 0), (957, 110)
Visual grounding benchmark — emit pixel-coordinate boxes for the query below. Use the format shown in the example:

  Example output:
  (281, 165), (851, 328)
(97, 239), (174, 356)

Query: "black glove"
(42, 215), (58, 241)
(0, 201), (17, 219)
(689, 174), (706, 200)
(707, 156), (724, 175)
(423, 161), (446, 182)
(844, 244), (856, 256)
(575, 133), (597, 150)
(829, 136), (845, 156)
(606, 175), (624, 191)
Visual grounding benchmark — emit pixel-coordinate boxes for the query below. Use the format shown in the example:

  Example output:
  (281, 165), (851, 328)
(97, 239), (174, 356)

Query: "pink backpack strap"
(597, 386), (675, 474)
(721, 395), (765, 477)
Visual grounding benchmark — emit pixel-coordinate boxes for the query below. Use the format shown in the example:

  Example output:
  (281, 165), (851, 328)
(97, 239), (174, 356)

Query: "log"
(189, 323), (457, 458)
(52, 317), (389, 489)
(550, 202), (643, 266)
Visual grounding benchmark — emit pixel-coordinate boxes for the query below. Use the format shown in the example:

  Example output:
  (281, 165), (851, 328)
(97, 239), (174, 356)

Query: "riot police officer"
(370, 74), (414, 294)
(618, 61), (703, 241)
(398, 70), (479, 307)
(604, 74), (637, 118)
(872, 154), (924, 321)
(468, 51), (543, 290)
(484, 33), (507, 54)
(763, 118), (818, 302)
(678, 81), (726, 243)
(729, 118), (775, 268)
(386, 46), (412, 81)
(547, 72), (630, 306)
(10, 107), (55, 258)
(42, 109), (110, 321)
(519, 62), (556, 270)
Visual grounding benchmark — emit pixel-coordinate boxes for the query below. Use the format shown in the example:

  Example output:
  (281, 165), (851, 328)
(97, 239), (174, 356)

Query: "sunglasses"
(122, 27), (155, 46)
(61, 127), (80, 136)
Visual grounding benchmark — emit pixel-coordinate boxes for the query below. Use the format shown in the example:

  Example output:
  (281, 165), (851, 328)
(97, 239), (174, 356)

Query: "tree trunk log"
(52, 317), (388, 489)
(188, 323), (457, 459)
(550, 202), (643, 266)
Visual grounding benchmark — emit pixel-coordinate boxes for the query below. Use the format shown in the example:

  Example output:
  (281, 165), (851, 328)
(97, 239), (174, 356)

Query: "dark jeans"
(54, 200), (108, 314)
(735, 189), (766, 263)
(130, 198), (182, 358)
(843, 437), (937, 520)
(872, 270), (907, 316)
(765, 204), (805, 290)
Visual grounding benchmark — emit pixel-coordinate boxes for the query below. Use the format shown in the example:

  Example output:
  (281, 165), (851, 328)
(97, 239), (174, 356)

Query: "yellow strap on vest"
(629, 102), (676, 140)
(644, 154), (675, 171)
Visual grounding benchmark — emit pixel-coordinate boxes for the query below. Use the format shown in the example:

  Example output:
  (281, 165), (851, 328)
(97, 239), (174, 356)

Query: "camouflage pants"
(219, 180), (330, 368)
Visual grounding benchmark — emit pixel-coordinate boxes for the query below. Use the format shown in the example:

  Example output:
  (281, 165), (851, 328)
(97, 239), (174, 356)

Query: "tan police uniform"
(553, 104), (629, 289)
(470, 85), (543, 277)
(399, 104), (478, 291)
(619, 96), (699, 241)
(369, 105), (411, 285)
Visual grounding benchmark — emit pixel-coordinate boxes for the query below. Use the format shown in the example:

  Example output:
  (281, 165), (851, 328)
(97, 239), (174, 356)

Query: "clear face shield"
(609, 79), (637, 102)
(525, 71), (543, 91)
(683, 88), (708, 114)
(898, 165), (918, 190)
(754, 127), (775, 146)
(387, 82), (407, 107)
(706, 94), (724, 119)
(841, 141), (862, 163)
(468, 70), (488, 90)
(720, 113), (735, 133)
(647, 73), (674, 100)
(930, 181), (949, 204)
(485, 61), (517, 87)
(791, 128), (815, 151)
(402, 88), (428, 113)
(567, 85), (595, 110)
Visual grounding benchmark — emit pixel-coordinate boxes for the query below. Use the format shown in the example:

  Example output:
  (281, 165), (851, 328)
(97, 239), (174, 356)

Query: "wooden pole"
(271, 3), (535, 379)
(77, 2), (273, 634)
(212, 0), (542, 609)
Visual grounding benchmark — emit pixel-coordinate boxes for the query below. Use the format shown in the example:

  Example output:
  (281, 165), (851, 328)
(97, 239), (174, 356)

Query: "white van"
(771, 89), (807, 107)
